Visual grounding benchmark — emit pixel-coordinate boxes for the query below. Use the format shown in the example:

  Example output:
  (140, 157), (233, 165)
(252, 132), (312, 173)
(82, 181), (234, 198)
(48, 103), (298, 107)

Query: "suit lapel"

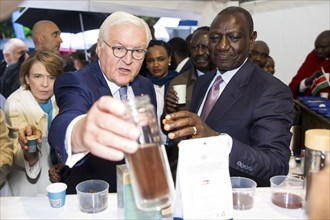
(91, 61), (113, 97)
(130, 75), (147, 96)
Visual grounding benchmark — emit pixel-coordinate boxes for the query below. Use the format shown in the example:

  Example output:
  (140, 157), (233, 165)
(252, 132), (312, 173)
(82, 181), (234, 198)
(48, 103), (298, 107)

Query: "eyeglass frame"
(102, 40), (147, 60)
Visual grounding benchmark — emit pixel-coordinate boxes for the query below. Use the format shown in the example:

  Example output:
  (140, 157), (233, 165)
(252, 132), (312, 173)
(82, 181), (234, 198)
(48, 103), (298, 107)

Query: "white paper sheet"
(174, 134), (233, 219)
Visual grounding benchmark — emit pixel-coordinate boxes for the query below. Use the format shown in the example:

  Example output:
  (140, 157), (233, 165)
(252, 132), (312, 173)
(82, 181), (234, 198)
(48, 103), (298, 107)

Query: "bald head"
(253, 41), (270, 54)
(250, 40), (270, 68)
(3, 38), (28, 65)
(32, 20), (63, 54)
(314, 30), (330, 59)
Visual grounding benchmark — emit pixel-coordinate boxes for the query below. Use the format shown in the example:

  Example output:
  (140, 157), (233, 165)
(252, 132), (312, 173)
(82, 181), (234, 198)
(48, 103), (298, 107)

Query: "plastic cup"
(270, 175), (303, 209)
(173, 84), (186, 104)
(46, 182), (67, 208)
(76, 179), (109, 213)
(27, 135), (37, 153)
(230, 177), (257, 210)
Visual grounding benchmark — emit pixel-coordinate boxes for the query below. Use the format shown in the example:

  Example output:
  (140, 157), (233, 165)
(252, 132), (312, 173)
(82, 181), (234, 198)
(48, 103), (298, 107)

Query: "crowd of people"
(0, 6), (329, 219)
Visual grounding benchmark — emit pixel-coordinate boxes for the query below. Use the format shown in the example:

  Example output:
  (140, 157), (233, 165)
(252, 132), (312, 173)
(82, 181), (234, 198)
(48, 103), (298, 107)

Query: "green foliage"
(0, 16), (32, 39)
(0, 18), (15, 38)
(140, 16), (159, 26)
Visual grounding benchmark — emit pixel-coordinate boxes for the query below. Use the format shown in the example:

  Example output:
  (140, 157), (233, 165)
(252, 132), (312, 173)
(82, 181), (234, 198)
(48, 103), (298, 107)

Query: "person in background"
(263, 56), (275, 75)
(249, 40), (270, 68)
(165, 26), (217, 113)
(164, 26), (217, 183)
(185, 33), (193, 56)
(289, 30), (330, 99)
(163, 6), (293, 187)
(168, 37), (192, 73)
(4, 50), (64, 196)
(1, 110), (42, 197)
(70, 51), (89, 71)
(88, 43), (98, 62)
(0, 109), (14, 196)
(0, 38), (29, 98)
(144, 40), (179, 144)
(0, 59), (6, 79)
(1, 38), (28, 67)
(61, 53), (76, 72)
(48, 11), (157, 194)
(32, 20), (63, 55)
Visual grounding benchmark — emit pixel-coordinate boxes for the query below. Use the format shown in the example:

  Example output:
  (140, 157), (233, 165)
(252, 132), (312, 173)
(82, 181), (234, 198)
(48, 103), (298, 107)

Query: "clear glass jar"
(124, 95), (173, 211)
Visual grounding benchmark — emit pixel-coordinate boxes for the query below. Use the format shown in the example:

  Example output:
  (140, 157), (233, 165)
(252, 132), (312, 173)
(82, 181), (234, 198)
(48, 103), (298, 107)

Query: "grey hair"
(99, 11), (152, 45)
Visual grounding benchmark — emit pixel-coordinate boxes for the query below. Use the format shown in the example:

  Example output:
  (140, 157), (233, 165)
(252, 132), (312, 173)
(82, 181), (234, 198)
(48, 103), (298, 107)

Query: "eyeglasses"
(102, 40), (147, 60)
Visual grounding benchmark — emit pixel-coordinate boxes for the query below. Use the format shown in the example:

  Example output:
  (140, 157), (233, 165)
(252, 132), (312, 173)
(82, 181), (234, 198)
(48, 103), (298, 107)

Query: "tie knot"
(119, 86), (127, 100)
(213, 75), (223, 88)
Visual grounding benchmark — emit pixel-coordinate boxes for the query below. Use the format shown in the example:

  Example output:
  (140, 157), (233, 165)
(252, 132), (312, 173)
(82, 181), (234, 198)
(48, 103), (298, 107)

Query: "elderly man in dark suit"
(163, 6), (293, 187)
(48, 11), (156, 193)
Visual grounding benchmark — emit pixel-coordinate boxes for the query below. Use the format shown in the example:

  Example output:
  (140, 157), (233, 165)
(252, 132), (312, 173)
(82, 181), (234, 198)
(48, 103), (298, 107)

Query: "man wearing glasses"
(48, 11), (157, 193)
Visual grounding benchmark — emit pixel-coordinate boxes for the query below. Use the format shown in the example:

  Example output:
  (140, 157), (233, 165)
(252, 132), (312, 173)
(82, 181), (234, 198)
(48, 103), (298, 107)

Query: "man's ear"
(95, 38), (101, 56)
(35, 34), (44, 45)
(249, 31), (257, 51)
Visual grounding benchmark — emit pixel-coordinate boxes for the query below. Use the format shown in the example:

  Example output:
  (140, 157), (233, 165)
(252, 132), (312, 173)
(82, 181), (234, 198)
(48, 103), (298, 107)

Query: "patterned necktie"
(200, 75), (223, 121)
(119, 86), (128, 101)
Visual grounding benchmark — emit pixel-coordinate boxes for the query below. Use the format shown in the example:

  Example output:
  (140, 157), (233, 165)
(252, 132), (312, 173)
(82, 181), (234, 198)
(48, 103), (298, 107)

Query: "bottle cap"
(305, 129), (330, 152)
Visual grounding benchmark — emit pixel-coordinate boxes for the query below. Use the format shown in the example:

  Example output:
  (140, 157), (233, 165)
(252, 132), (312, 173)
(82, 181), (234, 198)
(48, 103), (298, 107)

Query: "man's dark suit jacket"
(190, 59), (293, 187)
(48, 61), (157, 194)
(0, 55), (25, 98)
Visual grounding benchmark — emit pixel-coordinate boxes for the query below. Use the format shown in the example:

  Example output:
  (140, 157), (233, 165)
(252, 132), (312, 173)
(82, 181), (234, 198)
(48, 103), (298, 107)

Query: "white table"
(0, 188), (307, 219)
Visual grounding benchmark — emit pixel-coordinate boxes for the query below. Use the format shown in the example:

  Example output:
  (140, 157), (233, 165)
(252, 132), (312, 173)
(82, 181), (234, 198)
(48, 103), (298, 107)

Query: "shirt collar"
(98, 60), (127, 98)
(176, 57), (189, 72)
(196, 69), (205, 77)
(217, 58), (248, 84)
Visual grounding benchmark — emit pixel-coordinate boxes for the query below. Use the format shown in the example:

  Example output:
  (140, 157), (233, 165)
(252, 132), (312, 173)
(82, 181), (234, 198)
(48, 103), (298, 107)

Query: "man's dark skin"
(163, 9), (257, 139)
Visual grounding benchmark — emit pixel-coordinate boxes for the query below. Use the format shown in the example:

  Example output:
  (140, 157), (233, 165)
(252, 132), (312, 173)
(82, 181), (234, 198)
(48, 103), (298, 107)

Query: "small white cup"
(46, 182), (67, 208)
(173, 84), (186, 104)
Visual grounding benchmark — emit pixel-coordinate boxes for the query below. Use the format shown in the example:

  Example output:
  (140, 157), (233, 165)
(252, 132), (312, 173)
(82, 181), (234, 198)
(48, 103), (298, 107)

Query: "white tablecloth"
(0, 188), (307, 219)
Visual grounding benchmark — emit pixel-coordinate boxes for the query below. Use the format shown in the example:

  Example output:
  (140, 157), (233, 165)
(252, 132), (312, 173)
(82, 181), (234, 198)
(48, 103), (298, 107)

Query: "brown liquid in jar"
(127, 143), (169, 200)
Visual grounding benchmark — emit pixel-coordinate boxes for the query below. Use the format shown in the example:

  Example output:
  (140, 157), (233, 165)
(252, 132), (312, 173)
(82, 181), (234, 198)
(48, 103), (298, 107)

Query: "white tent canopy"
(16, 0), (236, 26)
(7, 0), (330, 85)
(16, 0), (326, 26)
